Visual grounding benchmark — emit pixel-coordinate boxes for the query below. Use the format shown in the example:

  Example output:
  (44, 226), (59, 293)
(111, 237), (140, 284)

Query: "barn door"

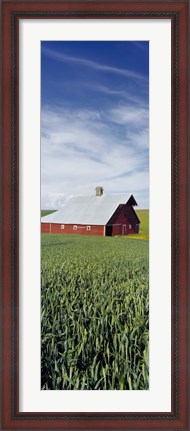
(122, 224), (126, 235)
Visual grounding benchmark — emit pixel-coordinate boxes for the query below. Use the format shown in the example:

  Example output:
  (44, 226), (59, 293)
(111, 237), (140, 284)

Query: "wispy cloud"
(133, 41), (149, 51)
(42, 46), (147, 82)
(110, 105), (149, 128)
(41, 41), (149, 209)
(41, 104), (149, 209)
(94, 84), (148, 105)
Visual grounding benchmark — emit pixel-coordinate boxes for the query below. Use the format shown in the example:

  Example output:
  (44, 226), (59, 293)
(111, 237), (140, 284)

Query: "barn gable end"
(106, 204), (140, 236)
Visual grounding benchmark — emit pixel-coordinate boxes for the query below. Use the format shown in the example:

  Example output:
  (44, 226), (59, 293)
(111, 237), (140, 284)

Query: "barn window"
(73, 225), (77, 230)
(129, 224), (132, 229)
(61, 224), (65, 229)
(87, 226), (91, 231)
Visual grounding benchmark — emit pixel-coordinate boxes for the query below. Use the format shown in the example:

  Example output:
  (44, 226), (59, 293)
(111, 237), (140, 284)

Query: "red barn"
(41, 187), (140, 237)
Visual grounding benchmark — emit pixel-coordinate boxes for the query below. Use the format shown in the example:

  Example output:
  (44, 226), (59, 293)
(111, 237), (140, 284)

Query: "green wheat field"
(41, 210), (149, 390)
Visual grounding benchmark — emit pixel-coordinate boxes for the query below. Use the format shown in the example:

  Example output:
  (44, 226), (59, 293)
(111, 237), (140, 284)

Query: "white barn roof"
(41, 194), (135, 226)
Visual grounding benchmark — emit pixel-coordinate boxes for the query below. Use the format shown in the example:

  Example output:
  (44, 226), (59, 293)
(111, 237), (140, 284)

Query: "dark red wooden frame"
(1, 0), (189, 429)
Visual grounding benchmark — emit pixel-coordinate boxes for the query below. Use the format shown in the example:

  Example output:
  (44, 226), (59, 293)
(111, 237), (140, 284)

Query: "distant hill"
(41, 210), (57, 217)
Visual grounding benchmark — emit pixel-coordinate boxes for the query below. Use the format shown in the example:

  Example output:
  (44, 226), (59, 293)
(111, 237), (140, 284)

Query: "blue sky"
(41, 41), (149, 209)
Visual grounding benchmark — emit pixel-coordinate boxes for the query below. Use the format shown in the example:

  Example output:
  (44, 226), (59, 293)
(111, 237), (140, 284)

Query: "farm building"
(41, 187), (140, 237)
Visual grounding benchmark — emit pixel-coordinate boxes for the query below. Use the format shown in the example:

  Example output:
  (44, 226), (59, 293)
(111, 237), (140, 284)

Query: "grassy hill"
(126, 209), (149, 241)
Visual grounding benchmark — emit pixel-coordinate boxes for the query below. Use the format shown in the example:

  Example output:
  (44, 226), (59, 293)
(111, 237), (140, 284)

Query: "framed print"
(1, 0), (189, 430)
